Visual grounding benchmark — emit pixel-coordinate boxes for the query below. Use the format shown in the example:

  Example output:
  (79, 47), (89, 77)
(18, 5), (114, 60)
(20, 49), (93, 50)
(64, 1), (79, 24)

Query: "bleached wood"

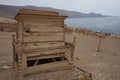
(22, 53), (27, 69)
(27, 53), (65, 60)
(34, 60), (39, 66)
(19, 9), (59, 16)
(24, 32), (63, 37)
(24, 61), (71, 75)
(23, 32), (64, 42)
(25, 48), (66, 57)
(23, 42), (65, 50)
(23, 22), (63, 32)
(16, 14), (67, 22)
(17, 22), (23, 43)
(13, 9), (76, 79)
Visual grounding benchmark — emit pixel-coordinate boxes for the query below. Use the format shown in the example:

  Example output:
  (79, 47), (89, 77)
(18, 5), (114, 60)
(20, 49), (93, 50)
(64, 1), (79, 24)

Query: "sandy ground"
(0, 32), (120, 80)
(66, 32), (120, 80)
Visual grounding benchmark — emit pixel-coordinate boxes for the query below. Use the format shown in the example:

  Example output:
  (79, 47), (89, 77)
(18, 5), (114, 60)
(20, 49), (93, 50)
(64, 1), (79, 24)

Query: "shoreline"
(65, 17), (120, 35)
(65, 25), (120, 39)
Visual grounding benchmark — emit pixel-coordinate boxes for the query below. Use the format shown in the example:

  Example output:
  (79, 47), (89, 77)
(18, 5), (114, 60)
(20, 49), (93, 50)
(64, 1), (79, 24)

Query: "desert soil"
(0, 32), (120, 80)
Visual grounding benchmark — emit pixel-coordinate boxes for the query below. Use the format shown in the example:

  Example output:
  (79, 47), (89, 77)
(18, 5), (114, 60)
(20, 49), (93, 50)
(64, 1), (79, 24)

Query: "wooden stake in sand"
(97, 31), (103, 52)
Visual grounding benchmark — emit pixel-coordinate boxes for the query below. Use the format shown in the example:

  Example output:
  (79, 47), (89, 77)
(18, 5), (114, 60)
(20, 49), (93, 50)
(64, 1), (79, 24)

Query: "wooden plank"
(23, 32), (64, 42)
(53, 21), (64, 27)
(34, 60), (39, 66)
(24, 32), (63, 36)
(17, 14), (66, 22)
(17, 22), (23, 43)
(22, 53), (27, 69)
(24, 46), (65, 52)
(19, 9), (59, 16)
(24, 61), (71, 75)
(24, 21), (62, 25)
(65, 47), (72, 64)
(24, 22), (52, 27)
(23, 42), (65, 50)
(20, 18), (64, 22)
(23, 22), (63, 30)
(23, 25), (63, 33)
(13, 61), (19, 73)
(27, 53), (65, 60)
(25, 48), (66, 57)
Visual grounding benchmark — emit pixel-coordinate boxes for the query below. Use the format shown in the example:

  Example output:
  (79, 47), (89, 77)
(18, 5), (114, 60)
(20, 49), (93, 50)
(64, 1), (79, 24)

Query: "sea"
(65, 17), (120, 34)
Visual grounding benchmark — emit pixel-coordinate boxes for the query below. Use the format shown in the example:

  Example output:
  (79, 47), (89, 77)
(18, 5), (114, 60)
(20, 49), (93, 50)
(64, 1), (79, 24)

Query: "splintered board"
(24, 61), (71, 75)
(16, 14), (66, 22)
(23, 25), (63, 33)
(23, 42), (65, 51)
(19, 9), (59, 16)
(23, 32), (64, 42)
(24, 47), (66, 57)
(23, 21), (63, 30)
(23, 22), (64, 42)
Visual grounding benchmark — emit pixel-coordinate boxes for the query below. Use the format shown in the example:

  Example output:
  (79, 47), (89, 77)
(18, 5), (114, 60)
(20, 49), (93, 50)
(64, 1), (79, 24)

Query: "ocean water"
(65, 17), (120, 34)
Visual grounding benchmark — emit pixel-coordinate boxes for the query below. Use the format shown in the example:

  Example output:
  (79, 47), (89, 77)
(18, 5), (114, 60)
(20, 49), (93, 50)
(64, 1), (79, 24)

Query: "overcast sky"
(0, 0), (120, 16)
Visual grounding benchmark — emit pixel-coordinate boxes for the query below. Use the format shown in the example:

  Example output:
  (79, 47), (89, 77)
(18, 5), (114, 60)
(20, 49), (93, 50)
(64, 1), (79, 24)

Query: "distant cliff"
(0, 4), (108, 18)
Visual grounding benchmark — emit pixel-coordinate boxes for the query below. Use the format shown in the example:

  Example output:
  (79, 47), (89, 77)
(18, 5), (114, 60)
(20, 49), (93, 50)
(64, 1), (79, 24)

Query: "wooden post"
(12, 35), (15, 68)
(17, 22), (23, 43)
(72, 36), (76, 62)
(73, 36), (76, 46)
(97, 31), (102, 52)
(17, 44), (24, 80)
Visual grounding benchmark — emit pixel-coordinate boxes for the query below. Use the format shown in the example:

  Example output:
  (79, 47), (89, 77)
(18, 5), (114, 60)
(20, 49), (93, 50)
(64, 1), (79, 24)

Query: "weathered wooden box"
(13, 9), (92, 80)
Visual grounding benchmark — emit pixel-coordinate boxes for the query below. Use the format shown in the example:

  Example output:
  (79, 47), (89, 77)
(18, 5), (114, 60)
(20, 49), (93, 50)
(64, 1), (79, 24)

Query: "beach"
(0, 32), (120, 80)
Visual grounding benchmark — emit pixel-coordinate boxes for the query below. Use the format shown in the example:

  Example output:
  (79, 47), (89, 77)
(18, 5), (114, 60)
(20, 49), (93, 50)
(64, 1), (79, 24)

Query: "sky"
(0, 0), (120, 16)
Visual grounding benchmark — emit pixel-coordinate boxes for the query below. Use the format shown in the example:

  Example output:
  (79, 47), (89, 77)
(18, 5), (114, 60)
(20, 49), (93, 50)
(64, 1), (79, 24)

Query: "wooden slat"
(17, 22), (23, 42)
(25, 48), (66, 57)
(53, 21), (63, 27)
(24, 21), (62, 25)
(23, 26), (63, 33)
(22, 53), (27, 69)
(24, 32), (63, 36)
(23, 32), (64, 42)
(65, 47), (73, 64)
(13, 61), (19, 73)
(24, 61), (71, 75)
(23, 24), (51, 28)
(20, 18), (64, 22)
(23, 22), (63, 30)
(29, 21), (62, 25)
(17, 14), (66, 22)
(23, 42), (65, 50)
(27, 53), (65, 60)
(19, 9), (59, 16)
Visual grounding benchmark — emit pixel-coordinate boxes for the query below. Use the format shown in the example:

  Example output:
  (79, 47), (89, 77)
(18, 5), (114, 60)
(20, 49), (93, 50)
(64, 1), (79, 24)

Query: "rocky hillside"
(0, 4), (107, 18)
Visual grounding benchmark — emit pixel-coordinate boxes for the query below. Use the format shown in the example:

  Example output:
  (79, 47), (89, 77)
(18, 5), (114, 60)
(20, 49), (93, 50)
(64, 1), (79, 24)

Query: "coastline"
(65, 17), (120, 34)
(65, 25), (120, 39)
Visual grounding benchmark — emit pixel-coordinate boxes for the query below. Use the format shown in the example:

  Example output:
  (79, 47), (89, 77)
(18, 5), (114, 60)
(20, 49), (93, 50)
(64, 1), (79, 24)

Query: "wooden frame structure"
(13, 9), (75, 80)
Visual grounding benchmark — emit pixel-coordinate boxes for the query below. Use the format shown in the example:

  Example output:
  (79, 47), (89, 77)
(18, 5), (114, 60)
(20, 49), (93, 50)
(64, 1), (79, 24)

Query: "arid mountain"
(0, 4), (107, 18)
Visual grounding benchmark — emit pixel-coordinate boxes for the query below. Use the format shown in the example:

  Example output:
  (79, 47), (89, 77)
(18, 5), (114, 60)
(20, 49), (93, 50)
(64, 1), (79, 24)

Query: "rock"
(1, 65), (11, 69)
(113, 65), (119, 68)
(98, 73), (102, 76)
(93, 53), (97, 56)
(74, 57), (80, 60)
